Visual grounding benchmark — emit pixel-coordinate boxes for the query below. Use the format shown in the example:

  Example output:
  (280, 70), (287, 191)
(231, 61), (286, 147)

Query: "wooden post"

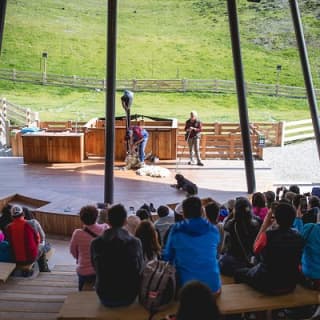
(5, 119), (10, 147)
(201, 135), (207, 160)
(182, 79), (187, 92)
(214, 122), (220, 135)
(1, 98), (6, 120)
(280, 121), (286, 147)
(229, 134), (235, 160)
(42, 72), (47, 85)
(26, 108), (31, 127)
(34, 112), (40, 128)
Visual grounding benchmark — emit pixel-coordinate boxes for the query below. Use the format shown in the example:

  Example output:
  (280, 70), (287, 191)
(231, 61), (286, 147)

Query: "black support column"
(227, 0), (256, 194)
(289, 0), (320, 160)
(104, 0), (118, 204)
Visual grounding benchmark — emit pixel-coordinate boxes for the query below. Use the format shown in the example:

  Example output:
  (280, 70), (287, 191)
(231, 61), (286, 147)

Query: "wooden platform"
(0, 157), (273, 205)
(0, 157), (274, 234)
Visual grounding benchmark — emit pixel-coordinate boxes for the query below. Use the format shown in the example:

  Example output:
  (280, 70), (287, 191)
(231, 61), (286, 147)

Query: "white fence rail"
(282, 119), (316, 145)
(0, 98), (39, 146)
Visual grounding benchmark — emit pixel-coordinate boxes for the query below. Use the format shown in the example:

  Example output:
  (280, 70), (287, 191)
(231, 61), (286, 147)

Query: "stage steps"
(0, 143), (12, 157)
(0, 264), (78, 320)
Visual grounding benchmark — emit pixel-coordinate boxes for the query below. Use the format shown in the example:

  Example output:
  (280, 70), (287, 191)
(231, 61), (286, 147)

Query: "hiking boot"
(22, 269), (34, 277)
(197, 161), (204, 166)
(40, 265), (51, 272)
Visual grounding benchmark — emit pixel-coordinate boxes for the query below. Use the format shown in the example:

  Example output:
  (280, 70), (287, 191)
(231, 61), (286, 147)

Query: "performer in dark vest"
(184, 111), (203, 166)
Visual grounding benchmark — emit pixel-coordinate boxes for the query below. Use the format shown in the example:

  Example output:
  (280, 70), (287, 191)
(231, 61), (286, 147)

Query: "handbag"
(234, 222), (256, 267)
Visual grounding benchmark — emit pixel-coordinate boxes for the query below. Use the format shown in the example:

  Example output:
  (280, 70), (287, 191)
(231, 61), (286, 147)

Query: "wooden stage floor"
(0, 157), (274, 213)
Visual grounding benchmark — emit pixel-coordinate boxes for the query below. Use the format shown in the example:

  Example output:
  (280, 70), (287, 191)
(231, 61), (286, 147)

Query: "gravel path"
(263, 139), (320, 187)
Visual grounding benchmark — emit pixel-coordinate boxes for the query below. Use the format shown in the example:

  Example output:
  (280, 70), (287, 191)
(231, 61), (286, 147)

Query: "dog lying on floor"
(171, 173), (198, 196)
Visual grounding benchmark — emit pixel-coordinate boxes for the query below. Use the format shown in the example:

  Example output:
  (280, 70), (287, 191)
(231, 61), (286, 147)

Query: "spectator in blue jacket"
(293, 205), (320, 290)
(162, 196), (221, 294)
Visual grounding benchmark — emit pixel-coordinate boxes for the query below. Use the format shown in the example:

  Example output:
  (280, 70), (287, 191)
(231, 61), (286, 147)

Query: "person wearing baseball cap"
(6, 205), (50, 273)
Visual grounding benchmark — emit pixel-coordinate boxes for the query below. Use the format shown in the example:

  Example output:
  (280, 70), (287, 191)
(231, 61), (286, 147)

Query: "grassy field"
(0, 0), (319, 122)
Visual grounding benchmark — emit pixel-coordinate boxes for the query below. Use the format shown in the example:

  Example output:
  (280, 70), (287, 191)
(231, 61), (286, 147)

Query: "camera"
(276, 186), (287, 195)
(271, 201), (279, 213)
(300, 196), (308, 214)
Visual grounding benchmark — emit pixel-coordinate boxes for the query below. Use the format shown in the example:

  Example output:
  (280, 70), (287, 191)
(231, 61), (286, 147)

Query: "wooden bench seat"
(58, 292), (154, 320)
(58, 284), (320, 320)
(0, 262), (16, 282)
(216, 284), (319, 315)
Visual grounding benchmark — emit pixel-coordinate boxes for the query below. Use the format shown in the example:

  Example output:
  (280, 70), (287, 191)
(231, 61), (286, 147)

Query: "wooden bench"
(220, 274), (234, 285)
(216, 284), (320, 319)
(58, 284), (320, 320)
(0, 262), (16, 282)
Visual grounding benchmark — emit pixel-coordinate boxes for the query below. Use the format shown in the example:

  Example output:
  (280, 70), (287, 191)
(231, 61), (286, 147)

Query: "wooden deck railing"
(177, 123), (264, 160)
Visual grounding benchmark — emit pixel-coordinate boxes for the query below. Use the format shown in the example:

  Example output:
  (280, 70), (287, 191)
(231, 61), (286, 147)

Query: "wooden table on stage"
(22, 132), (84, 163)
(84, 118), (178, 160)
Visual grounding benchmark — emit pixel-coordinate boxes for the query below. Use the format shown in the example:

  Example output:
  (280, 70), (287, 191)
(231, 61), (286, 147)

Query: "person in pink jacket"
(252, 192), (268, 222)
(70, 205), (109, 291)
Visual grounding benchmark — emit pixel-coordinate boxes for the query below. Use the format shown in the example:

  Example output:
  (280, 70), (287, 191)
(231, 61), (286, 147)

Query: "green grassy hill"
(0, 0), (319, 122)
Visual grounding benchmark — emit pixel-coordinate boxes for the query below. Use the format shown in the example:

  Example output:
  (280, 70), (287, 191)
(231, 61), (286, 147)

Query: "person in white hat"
(6, 205), (50, 274)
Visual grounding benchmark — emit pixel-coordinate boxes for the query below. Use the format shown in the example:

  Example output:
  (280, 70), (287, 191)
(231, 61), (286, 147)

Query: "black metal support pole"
(0, 0), (7, 55)
(289, 0), (320, 160)
(227, 0), (256, 194)
(104, 0), (118, 204)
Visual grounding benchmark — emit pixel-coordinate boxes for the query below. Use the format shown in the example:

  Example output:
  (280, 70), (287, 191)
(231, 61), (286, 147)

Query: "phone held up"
(300, 196), (308, 214)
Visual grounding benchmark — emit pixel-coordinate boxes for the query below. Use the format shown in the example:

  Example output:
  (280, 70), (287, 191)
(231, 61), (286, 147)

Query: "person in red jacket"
(6, 205), (50, 273)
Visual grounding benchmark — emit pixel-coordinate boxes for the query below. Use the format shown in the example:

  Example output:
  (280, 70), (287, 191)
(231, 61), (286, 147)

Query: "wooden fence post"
(182, 79), (187, 92)
(229, 133), (235, 159)
(280, 121), (285, 147)
(34, 112), (40, 127)
(214, 122), (220, 134)
(42, 72), (47, 84)
(26, 108), (31, 127)
(201, 135), (207, 160)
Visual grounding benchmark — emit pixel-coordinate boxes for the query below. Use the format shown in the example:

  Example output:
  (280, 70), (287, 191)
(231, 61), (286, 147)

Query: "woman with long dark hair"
(135, 220), (161, 262)
(219, 197), (261, 276)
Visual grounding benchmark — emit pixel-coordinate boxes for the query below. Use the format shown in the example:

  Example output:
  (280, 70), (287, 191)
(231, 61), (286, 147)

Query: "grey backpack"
(139, 260), (176, 318)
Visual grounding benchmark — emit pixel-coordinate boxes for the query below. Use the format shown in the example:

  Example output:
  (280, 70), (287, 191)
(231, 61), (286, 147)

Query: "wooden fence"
(0, 68), (319, 98)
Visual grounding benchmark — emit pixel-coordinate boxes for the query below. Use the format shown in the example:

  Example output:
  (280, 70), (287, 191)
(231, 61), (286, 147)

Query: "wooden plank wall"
(84, 119), (177, 161)
(34, 211), (82, 236)
(10, 121), (281, 160)
(177, 122), (266, 160)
